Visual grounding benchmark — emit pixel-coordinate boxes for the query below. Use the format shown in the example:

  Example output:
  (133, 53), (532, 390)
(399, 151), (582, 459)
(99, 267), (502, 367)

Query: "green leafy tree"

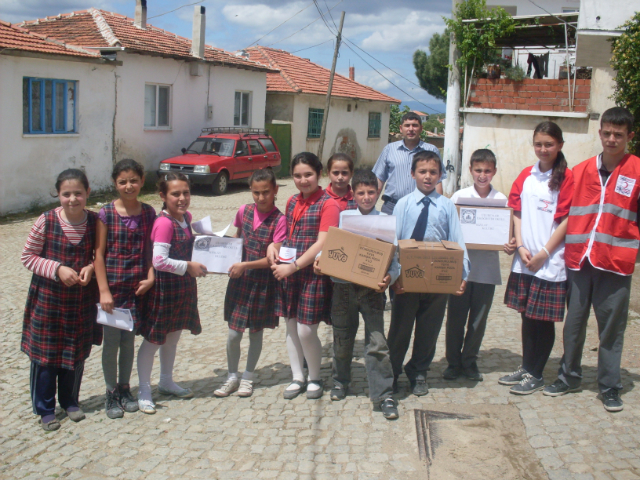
(413, 29), (450, 102)
(610, 11), (640, 155)
(423, 118), (444, 134)
(389, 105), (411, 134)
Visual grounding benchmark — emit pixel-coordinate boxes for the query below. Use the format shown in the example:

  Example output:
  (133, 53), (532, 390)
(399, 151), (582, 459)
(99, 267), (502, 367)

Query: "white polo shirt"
(508, 161), (574, 282)
(451, 185), (507, 285)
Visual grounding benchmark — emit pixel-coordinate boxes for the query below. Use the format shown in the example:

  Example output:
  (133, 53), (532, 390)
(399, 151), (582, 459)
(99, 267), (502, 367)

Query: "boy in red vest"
(544, 107), (637, 412)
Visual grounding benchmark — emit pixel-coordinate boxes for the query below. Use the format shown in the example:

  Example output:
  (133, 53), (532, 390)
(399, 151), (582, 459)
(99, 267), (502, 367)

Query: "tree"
(423, 118), (444, 134)
(610, 11), (640, 155)
(389, 104), (411, 135)
(413, 29), (450, 102)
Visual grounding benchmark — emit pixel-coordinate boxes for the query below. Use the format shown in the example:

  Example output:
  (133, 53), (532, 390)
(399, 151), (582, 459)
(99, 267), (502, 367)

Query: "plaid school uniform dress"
(504, 273), (566, 322)
(141, 212), (201, 344)
(224, 204), (283, 332)
(345, 198), (357, 211)
(22, 210), (101, 370)
(102, 202), (155, 327)
(275, 192), (333, 325)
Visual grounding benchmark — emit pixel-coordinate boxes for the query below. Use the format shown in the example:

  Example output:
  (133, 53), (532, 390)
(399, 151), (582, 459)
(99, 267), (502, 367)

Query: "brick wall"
(467, 78), (591, 113)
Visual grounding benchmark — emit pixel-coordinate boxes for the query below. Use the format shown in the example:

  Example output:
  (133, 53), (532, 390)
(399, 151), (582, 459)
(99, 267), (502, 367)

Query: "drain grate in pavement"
(414, 409), (475, 469)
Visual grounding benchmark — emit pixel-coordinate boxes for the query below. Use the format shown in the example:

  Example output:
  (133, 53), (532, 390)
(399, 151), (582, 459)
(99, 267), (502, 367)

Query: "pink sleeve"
(272, 215), (287, 243)
(151, 217), (175, 244)
(21, 214), (61, 281)
(98, 207), (107, 224)
(234, 205), (246, 228)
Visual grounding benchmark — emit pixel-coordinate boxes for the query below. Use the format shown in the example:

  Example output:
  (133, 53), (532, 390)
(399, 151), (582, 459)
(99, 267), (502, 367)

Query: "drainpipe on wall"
(191, 6), (206, 59)
(134, 0), (147, 29)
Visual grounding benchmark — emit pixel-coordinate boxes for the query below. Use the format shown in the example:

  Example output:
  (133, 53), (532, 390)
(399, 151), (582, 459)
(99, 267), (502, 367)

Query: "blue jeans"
(331, 282), (394, 402)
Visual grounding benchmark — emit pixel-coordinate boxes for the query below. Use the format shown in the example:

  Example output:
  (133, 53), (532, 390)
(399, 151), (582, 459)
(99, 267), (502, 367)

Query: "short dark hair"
(327, 153), (354, 172)
(470, 149), (497, 167)
(55, 168), (89, 193)
(112, 158), (144, 182)
(601, 107), (634, 133)
(291, 151), (322, 176)
(248, 167), (277, 188)
(351, 169), (378, 190)
(411, 151), (441, 173)
(401, 112), (422, 125)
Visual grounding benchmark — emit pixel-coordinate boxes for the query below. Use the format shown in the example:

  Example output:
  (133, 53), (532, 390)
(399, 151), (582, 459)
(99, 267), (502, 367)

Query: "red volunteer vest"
(565, 154), (640, 275)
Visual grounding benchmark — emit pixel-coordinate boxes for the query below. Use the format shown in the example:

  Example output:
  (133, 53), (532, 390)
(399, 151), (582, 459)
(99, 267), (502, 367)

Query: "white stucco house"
(246, 46), (400, 169)
(0, 3), (275, 214)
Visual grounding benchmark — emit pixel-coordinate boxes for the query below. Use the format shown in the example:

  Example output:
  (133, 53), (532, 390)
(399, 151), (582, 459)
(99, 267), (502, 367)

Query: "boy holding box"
(444, 149), (516, 381)
(389, 151), (470, 396)
(314, 169), (400, 419)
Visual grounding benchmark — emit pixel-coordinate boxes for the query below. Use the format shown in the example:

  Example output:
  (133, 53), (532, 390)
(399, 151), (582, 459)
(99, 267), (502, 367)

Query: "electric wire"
(148, 1), (204, 19)
(290, 39), (334, 53)
(246, 1), (315, 48)
(263, 0), (342, 47)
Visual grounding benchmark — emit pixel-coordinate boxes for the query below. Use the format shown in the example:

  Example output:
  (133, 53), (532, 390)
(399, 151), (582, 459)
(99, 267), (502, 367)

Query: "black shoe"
(118, 384), (139, 413)
(463, 365), (483, 382)
(498, 366), (527, 385)
(105, 388), (124, 419)
(330, 383), (347, 401)
(306, 380), (324, 400)
(283, 380), (307, 400)
(380, 398), (399, 420)
(509, 374), (544, 395)
(543, 379), (579, 397)
(392, 376), (399, 394)
(602, 389), (623, 412)
(410, 375), (429, 396)
(442, 365), (463, 380)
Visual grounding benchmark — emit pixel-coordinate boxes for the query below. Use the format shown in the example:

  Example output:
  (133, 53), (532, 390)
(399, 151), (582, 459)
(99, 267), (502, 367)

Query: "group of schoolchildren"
(21, 106), (638, 432)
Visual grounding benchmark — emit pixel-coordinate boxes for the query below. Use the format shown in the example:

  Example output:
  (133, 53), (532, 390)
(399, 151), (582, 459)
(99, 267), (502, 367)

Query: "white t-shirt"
(508, 161), (574, 282)
(451, 185), (507, 285)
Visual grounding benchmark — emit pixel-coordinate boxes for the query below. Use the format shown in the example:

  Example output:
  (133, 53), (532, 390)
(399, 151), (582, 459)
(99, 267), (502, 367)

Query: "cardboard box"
(398, 239), (464, 294)
(192, 235), (243, 274)
(318, 227), (396, 290)
(456, 205), (513, 251)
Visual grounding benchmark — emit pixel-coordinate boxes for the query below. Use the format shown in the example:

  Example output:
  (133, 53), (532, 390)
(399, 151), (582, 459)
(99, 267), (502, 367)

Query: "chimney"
(191, 5), (206, 58)
(134, 0), (147, 29)
(349, 66), (355, 81)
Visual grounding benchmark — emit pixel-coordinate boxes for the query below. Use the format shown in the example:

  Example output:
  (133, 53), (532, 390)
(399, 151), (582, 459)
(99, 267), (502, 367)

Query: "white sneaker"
(214, 378), (240, 397)
(237, 379), (254, 397)
(138, 399), (156, 415)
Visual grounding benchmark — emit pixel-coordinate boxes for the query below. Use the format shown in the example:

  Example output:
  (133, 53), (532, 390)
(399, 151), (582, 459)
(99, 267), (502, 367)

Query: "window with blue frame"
(307, 108), (324, 138)
(23, 78), (77, 134)
(368, 112), (381, 138)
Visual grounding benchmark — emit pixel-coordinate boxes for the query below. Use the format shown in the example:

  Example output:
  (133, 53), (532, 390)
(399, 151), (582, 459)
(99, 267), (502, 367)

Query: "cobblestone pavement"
(1, 179), (639, 480)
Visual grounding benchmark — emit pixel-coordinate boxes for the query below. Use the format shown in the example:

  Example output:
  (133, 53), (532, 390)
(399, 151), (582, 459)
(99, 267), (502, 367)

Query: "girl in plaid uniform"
(501, 122), (574, 395)
(215, 169), (287, 398)
(268, 152), (340, 400)
(136, 172), (207, 414)
(326, 153), (357, 212)
(21, 169), (101, 431)
(94, 159), (155, 419)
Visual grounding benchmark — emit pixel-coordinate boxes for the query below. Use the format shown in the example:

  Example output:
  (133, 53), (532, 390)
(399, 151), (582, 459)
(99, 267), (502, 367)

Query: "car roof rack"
(200, 127), (269, 137)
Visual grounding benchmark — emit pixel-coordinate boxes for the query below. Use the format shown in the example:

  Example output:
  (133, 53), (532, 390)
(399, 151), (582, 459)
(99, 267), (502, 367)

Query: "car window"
(235, 141), (249, 156)
(205, 138), (234, 156)
(248, 140), (266, 154)
(186, 138), (207, 153)
(260, 138), (276, 152)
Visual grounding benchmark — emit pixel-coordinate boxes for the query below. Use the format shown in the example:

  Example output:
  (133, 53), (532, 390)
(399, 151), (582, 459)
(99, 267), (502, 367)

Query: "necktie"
(411, 197), (430, 240)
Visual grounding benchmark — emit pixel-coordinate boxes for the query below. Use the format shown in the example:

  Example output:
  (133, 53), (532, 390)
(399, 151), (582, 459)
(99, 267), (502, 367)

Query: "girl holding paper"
(267, 152), (340, 400)
(136, 172), (206, 414)
(215, 168), (286, 398)
(21, 169), (102, 431)
(94, 159), (156, 419)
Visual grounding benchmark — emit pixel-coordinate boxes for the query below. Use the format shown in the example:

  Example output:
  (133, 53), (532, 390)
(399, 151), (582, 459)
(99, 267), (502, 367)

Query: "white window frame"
(144, 83), (172, 130)
(234, 91), (252, 127)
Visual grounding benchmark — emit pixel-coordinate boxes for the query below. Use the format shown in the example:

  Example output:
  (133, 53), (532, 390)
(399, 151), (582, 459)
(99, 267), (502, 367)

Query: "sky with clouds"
(2, 0), (453, 113)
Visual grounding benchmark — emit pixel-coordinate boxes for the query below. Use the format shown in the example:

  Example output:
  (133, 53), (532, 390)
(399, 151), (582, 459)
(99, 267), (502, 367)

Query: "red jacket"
(565, 154), (640, 275)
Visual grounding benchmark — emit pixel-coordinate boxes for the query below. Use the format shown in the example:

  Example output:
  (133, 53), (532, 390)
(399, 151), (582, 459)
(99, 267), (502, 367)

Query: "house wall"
(114, 51), (267, 172)
(0, 54), (116, 215)
(459, 67), (616, 195)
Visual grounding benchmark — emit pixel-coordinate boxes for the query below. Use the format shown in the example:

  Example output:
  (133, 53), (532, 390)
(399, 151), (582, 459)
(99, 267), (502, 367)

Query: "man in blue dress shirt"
(388, 150), (470, 396)
(373, 112), (446, 215)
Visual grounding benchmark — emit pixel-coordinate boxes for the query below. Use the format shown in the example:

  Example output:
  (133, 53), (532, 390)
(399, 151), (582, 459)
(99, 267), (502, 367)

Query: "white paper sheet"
(341, 215), (397, 244)
(96, 306), (134, 331)
(459, 207), (512, 245)
(192, 216), (232, 237)
(455, 197), (508, 208)
(192, 235), (243, 273)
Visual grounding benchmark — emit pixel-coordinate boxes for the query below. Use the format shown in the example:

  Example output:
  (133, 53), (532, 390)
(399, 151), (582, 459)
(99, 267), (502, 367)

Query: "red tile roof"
(17, 9), (276, 72)
(246, 46), (400, 103)
(0, 19), (98, 58)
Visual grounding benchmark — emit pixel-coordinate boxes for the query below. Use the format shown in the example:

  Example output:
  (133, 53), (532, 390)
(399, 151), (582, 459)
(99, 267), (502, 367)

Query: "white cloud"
(0, 0), (125, 23)
(359, 11), (445, 52)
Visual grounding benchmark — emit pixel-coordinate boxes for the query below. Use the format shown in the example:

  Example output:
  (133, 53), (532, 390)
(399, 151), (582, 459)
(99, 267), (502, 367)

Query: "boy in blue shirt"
(314, 169), (400, 419)
(389, 151), (470, 396)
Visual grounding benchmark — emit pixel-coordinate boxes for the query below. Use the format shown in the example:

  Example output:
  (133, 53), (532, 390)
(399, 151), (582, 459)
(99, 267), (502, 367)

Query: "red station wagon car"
(157, 128), (282, 195)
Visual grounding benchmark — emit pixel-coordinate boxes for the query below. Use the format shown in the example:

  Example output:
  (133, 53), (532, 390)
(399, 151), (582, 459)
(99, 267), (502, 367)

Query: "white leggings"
(286, 318), (322, 382)
(137, 330), (182, 401)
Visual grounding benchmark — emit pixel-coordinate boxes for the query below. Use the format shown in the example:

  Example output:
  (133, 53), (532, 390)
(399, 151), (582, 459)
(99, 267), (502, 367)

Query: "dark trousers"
(558, 262), (631, 392)
(387, 292), (448, 379)
(445, 282), (495, 369)
(522, 314), (555, 379)
(331, 283), (394, 402)
(30, 361), (84, 416)
(381, 200), (396, 215)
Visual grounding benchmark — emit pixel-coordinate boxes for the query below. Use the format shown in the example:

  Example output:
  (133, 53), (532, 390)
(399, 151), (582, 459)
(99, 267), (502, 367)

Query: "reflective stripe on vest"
(569, 203), (636, 221)
(567, 232), (639, 249)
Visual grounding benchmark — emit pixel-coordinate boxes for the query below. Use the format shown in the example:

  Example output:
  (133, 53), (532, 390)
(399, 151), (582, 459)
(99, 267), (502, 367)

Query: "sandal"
(306, 380), (324, 400)
(138, 399), (156, 415)
(283, 380), (307, 400)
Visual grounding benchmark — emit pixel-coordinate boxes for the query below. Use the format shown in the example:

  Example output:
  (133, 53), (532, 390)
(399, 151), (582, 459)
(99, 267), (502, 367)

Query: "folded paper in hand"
(96, 305), (134, 331)
(192, 216), (232, 237)
(341, 215), (396, 244)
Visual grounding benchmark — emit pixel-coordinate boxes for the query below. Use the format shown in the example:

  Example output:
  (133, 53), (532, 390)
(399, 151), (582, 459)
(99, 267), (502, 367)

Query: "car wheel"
(212, 171), (229, 195)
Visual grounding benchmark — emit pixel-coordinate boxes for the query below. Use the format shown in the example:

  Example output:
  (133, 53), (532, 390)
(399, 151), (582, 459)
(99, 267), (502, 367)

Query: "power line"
(290, 38), (334, 53)
(525, 0), (577, 29)
(148, 0), (204, 19)
(246, 1), (315, 49)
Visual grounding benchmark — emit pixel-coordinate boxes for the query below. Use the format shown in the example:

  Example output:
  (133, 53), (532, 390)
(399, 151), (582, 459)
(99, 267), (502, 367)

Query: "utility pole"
(317, 11), (345, 164)
(442, 0), (462, 196)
